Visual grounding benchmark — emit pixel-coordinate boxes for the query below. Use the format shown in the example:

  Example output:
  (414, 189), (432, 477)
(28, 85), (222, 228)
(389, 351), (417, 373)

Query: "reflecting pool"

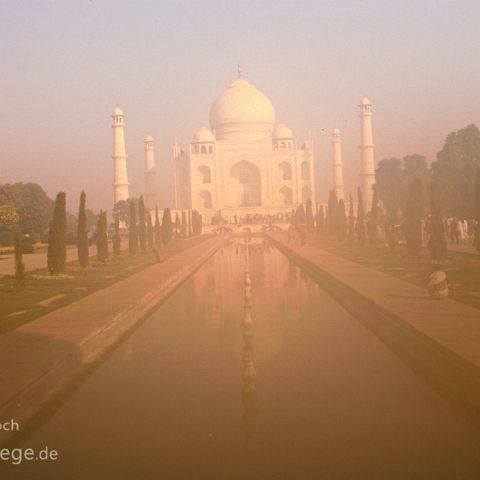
(4, 239), (480, 479)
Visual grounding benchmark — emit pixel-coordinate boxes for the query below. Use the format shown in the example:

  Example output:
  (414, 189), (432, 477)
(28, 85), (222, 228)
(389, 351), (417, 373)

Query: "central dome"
(209, 74), (275, 142)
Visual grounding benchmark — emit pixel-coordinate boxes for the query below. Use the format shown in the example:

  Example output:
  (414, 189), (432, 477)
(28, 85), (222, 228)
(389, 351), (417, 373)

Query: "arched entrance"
(229, 160), (261, 207)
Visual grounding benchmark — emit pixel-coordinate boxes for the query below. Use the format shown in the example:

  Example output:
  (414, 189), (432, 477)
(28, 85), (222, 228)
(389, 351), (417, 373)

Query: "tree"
(431, 124), (480, 218)
(356, 188), (366, 246)
(129, 200), (138, 254)
(367, 186), (379, 244)
(316, 205), (325, 234)
(181, 211), (187, 237)
(154, 205), (162, 247)
(77, 190), (89, 268)
(47, 192), (67, 275)
(406, 179), (424, 256)
(161, 208), (173, 245)
(138, 196), (147, 251)
(375, 158), (406, 218)
(96, 210), (108, 262)
(191, 210), (203, 235)
(113, 216), (121, 255)
(429, 179), (447, 261)
(326, 190), (338, 235)
(175, 212), (181, 240)
(147, 213), (154, 249)
(336, 199), (347, 242)
(474, 168), (480, 253)
(0, 182), (53, 243)
(295, 204), (306, 225)
(14, 230), (25, 287)
(305, 199), (315, 233)
(348, 195), (355, 243)
(112, 199), (129, 225)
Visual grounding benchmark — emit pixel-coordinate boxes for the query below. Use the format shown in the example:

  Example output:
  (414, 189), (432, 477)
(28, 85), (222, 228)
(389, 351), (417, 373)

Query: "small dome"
(145, 134), (153, 142)
(360, 97), (371, 106)
(273, 123), (293, 139)
(193, 127), (215, 143)
(113, 106), (124, 116)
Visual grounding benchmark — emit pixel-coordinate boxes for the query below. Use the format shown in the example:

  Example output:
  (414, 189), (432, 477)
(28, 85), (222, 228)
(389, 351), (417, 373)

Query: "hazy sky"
(1, 0), (479, 213)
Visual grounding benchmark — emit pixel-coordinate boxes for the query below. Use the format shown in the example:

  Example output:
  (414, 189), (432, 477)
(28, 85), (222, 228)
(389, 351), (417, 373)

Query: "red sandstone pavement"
(0, 235), (227, 444)
(269, 232), (480, 370)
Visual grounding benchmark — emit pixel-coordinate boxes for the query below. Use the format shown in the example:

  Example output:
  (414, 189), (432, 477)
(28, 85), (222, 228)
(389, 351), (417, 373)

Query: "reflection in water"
(5, 238), (480, 479)
(241, 238), (257, 444)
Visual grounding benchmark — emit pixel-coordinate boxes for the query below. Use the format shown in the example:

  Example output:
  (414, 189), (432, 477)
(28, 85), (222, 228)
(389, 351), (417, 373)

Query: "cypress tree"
(113, 216), (121, 255)
(326, 190), (338, 235)
(306, 199), (315, 233)
(187, 210), (192, 237)
(77, 190), (89, 267)
(317, 205), (325, 234)
(474, 168), (480, 253)
(147, 213), (154, 249)
(181, 211), (187, 237)
(154, 205), (162, 247)
(367, 187), (379, 244)
(295, 204), (306, 224)
(348, 195), (355, 243)
(138, 196), (147, 251)
(429, 179), (447, 261)
(356, 188), (366, 246)
(47, 192), (67, 275)
(97, 210), (108, 262)
(161, 208), (173, 245)
(14, 229), (25, 287)
(406, 178), (424, 256)
(336, 199), (347, 242)
(129, 200), (138, 254)
(175, 212), (181, 240)
(191, 210), (204, 235)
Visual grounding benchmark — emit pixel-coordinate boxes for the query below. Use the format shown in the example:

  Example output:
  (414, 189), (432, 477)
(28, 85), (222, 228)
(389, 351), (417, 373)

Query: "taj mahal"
(111, 68), (376, 221)
(173, 68), (316, 222)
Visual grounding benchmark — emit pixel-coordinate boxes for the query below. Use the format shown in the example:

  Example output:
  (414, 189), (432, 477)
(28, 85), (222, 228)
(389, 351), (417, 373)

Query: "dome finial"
(237, 63), (242, 79)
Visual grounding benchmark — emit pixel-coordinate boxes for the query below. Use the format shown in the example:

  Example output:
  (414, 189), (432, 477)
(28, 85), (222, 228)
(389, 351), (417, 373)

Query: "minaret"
(332, 128), (344, 201)
(359, 97), (375, 212)
(112, 106), (129, 204)
(144, 135), (158, 209)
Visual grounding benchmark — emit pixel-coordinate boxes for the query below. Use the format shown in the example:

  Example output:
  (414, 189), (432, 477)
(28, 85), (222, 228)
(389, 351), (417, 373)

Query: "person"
(456, 218), (464, 245)
(287, 224), (297, 244)
(296, 222), (307, 245)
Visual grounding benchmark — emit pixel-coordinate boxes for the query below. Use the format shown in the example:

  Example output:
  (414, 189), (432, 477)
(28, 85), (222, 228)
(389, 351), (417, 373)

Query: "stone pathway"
(0, 235), (228, 446)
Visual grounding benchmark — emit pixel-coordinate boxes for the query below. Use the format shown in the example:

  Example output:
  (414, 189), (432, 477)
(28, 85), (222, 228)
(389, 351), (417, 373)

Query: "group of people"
(445, 218), (478, 245)
(212, 212), (293, 226)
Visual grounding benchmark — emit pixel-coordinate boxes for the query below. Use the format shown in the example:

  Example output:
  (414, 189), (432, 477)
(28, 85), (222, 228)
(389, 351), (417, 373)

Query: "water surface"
(4, 240), (480, 479)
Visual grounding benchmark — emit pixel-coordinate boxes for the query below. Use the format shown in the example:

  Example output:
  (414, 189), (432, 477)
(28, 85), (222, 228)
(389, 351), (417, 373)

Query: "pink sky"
(1, 1), (479, 214)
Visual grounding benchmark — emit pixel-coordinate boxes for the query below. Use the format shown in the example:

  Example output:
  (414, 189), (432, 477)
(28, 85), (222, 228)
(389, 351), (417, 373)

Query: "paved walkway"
(447, 243), (478, 255)
(268, 232), (480, 370)
(0, 235), (228, 446)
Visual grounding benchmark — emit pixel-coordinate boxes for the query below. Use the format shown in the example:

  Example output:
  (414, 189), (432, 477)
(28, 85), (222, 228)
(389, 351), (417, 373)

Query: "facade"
(174, 71), (316, 223)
